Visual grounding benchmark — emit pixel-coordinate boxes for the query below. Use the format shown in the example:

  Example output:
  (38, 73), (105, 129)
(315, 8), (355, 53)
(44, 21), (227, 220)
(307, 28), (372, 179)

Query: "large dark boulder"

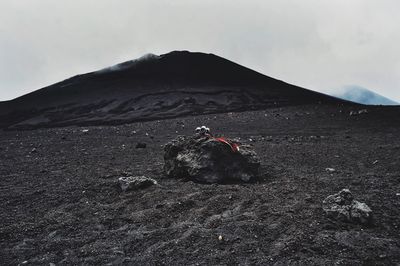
(163, 135), (260, 183)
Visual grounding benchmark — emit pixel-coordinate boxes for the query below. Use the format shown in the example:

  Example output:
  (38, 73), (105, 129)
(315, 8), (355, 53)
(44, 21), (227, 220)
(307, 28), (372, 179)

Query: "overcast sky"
(1, 0), (399, 101)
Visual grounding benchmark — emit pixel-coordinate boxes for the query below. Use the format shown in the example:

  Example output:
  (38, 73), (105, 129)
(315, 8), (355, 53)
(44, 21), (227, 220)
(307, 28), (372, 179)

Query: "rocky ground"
(1, 104), (400, 265)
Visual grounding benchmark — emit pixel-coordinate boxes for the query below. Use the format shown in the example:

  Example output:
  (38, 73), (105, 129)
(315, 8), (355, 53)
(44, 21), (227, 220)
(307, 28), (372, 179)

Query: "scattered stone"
(323, 189), (373, 224)
(176, 121), (185, 127)
(218, 235), (223, 241)
(183, 97), (196, 104)
(350, 109), (368, 116)
(30, 148), (37, 153)
(82, 129), (89, 133)
(163, 135), (260, 183)
(48, 230), (58, 238)
(135, 142), (147, 149)
(118, 176), (157, 191)
(325, 168), (336, 173)
(372, 160), (379, 165)
(305, 194), (313, 203)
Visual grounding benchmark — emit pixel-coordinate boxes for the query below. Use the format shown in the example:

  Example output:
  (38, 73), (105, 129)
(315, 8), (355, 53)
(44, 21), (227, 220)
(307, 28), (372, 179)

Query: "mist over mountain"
(0, 51), (345, 129)
(334, 86), (398, 106)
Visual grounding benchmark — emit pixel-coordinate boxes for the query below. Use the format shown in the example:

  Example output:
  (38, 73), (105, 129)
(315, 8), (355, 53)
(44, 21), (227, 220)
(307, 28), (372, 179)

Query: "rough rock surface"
(118, 176), (157, 191)
(323, 189), (373, 224)
(164, 135), (260, 183)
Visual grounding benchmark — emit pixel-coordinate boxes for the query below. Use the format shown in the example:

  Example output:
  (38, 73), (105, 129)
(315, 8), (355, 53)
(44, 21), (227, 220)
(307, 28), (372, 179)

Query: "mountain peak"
(0, 51), (345, 129)
(98, 53), (159, 73)
(161, 50), (214, 57)
(334, 86), (398, 106)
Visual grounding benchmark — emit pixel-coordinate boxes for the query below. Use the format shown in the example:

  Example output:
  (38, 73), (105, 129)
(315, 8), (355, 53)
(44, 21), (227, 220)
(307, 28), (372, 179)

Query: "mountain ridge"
(0, 50), (347, 129)
(334, 86), (398, 106)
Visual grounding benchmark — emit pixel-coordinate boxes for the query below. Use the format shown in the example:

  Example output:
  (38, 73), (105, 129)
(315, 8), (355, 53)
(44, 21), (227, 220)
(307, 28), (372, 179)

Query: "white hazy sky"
(1, 0), (399, 101)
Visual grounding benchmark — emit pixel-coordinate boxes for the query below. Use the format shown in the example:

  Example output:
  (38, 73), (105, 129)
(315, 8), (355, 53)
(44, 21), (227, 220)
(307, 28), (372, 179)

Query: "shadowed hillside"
(0, 51), (346, 129)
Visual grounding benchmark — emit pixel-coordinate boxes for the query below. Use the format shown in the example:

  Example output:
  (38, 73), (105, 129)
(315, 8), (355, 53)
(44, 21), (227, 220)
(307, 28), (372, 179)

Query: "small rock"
(135, 142), (147, 149)
(372, 160), (379, 165)
(325, 168), (336, 173)
(305, 194), (313, 203)
(323, 189), (373, 224)
(82, 129), (89, 133)
(218, 235), (223, 241)
(177, 121), (185, 127)
(48, 230), (57, 238)
(30, 148), (37, 153)
(349, 109), (368, 116)
(118, 176), (157, 191)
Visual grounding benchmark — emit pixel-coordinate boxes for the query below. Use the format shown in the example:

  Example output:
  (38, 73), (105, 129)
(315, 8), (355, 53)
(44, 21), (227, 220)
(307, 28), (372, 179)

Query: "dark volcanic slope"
(0, 51), (345, 129)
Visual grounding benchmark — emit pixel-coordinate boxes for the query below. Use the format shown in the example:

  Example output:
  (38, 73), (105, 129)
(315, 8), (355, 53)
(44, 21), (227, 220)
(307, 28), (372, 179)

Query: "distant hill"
(334, 86), (398, 106)
(0, 51), (346, 129)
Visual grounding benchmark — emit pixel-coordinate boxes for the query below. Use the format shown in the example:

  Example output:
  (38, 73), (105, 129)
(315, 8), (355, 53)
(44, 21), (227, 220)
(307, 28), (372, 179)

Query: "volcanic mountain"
(0, 51), (345, 129)
(2, 52), (400, 265)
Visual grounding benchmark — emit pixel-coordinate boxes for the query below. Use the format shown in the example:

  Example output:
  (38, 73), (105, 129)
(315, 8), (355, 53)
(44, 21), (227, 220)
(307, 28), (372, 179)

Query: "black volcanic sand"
(1, 104), (400, 265)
